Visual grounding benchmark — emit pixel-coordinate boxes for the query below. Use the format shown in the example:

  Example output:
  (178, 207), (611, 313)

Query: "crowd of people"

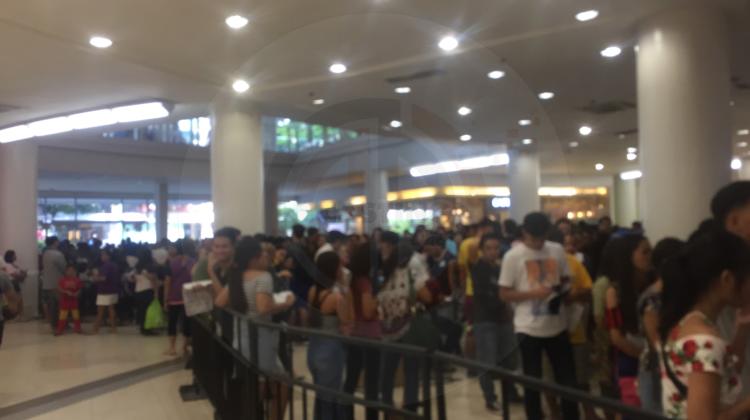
(3, 181), (750, 420)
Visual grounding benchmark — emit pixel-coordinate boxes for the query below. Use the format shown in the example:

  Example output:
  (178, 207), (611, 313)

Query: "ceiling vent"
(385, 69), (445, 84)
(580, 100), (635, 115)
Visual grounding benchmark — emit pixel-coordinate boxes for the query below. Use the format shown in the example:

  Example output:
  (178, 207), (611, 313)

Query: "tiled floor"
(1, 320), (527, 419)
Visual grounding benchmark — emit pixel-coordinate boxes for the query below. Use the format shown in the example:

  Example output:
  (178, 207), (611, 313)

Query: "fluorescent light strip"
(620, 170), (642, 181)
(0, 101), (170, 144)
(409, 153), (509, 177)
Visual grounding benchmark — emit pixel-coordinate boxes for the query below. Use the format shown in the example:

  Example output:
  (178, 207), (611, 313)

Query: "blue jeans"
(638, 367), (662, 413)
(474, 322), (518, 404)
(380, 349), (421, 412)
(308, 336), (346, 420)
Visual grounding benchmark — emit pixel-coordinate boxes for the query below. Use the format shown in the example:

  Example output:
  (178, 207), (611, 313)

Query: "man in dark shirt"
(471, 233), (518, 411)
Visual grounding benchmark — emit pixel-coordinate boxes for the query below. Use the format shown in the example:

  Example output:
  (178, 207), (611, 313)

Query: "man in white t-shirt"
(499, 212), (579, 420)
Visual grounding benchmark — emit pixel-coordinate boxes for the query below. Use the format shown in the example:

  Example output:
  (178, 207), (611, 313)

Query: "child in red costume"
(56, 265), (82, 335)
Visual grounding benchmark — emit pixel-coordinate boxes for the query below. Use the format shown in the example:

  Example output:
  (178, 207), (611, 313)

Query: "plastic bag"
(144, 299), (165, 330)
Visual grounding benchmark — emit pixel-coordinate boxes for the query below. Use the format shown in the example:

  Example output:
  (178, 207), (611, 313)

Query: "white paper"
(183, 280), (214, 316)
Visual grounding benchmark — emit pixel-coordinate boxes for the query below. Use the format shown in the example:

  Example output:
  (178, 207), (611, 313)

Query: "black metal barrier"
(192, 308), (667, 420)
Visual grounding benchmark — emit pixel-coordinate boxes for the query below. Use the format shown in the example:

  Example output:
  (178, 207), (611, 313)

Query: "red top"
(58, 276), (82, 308)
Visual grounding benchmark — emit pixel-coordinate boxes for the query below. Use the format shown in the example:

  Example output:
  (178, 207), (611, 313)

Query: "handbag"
(144, 299), (165, 330)
(399, 268), (441, 349)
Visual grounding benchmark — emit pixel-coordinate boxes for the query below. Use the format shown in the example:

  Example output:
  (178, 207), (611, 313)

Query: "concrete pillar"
(0, 142), (40, 317)
(614, 177), (640, 227)
(638, 3), (731, 240)
(364, 170), (389, 232)
(265, 182), (279, 235)
(211, 103), (265, 235)
(508, 150), (541, 221)
(155, 182), (168, 241)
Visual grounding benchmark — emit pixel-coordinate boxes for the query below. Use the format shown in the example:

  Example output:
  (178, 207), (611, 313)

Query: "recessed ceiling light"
(313, 98), (325, 105)
(600, 46), (622, 58)
(232, 79), (250, 93)
(732, 158), (742, 171)
(457, 106), (472, 116)
(0, 125), (33, 144)
(538, 92), (555, 100)
(460, 134), (472, 142)
(627, 147), (638, 153)
(28, 117), (73, 137)
(487, 70), (505, 79)
(390, 120), (402, 128)
(569, 141), (579, 148)
(739, 129), (750, 136)
(575, 10), (599, 22)
(89, 36), (113, 49)
(522, 138), (533, 145)
(225, 15), (249, 29)
(618, 133), (626, 140)
(518, 119), (532, 126)
(595, 163), (604, 171)
(438, 35), (459, 52)
(394, 86), (411, 94)
(739, 142), (748, 148)
(579, 125), (593, 136)
(627, 153), (637, 161)
(329, 63), (347, 74)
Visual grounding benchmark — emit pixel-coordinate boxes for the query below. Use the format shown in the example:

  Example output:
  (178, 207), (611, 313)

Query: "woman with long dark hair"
(213, 236), (295, 420)
(604, 234), (653, 408)
(342, 243), (380, 420)
(659, 230), (750, 419)
(164, 240), (196, 356)
(377, 232), (432, 413)
(92, 248), (120, 334)
(129, 247), (159, 335)
(307, 251), (353, 420)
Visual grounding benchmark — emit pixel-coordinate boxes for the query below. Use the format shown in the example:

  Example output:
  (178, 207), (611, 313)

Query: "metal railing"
(191, 307), (667, 420)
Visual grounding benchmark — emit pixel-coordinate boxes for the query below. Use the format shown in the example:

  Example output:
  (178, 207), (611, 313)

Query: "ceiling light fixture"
(739, 129), (750, 136)
(390, 120), (402, 128)
(620, 170), (642, 181)
(89, 36), (113, 49)
(600, 46), (622, 58)
(28, 117), (72, 137)
(576, 10), (599, 22)
(487, 70), (505, 79)
(538, 92), (555, 100)
(522, 138), (533, 145)
(569, 141), (579, 148)
(460, 134), (472, 142)
(739, 141), (748, 148)
(626, 153), (637, 161)
(0, 101), (166, 143)
(313, 98), (325, 105)
(518, 119), (532, 126)
(595, 163), (604, 171)
(410, 153), (509, 177)
(438, 35), (459, 52)
(457, 106), (472, 116)
(0, 125), (34, 144)
(232, 79), (250, 93)
(111, 102), (170, 123)
(732, 158), (743, 171)
(579, 125), (593, 136)
(394, 86), (411, 94)
(225, 15), (249, 29)
(329, 63), (347, 74)
(627, 147), (638, 153)
(67, 109), (117, 130)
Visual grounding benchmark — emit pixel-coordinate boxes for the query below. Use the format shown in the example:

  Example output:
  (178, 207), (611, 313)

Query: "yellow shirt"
(567, 254), (592, 344)
(458, 236), (480, 296)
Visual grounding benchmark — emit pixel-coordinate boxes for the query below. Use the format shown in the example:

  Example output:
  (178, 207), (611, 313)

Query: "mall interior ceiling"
(1, 0), (750, 194)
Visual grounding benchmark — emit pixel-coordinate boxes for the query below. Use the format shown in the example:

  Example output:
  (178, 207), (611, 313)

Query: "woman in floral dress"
(659, 230), (750, 419)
